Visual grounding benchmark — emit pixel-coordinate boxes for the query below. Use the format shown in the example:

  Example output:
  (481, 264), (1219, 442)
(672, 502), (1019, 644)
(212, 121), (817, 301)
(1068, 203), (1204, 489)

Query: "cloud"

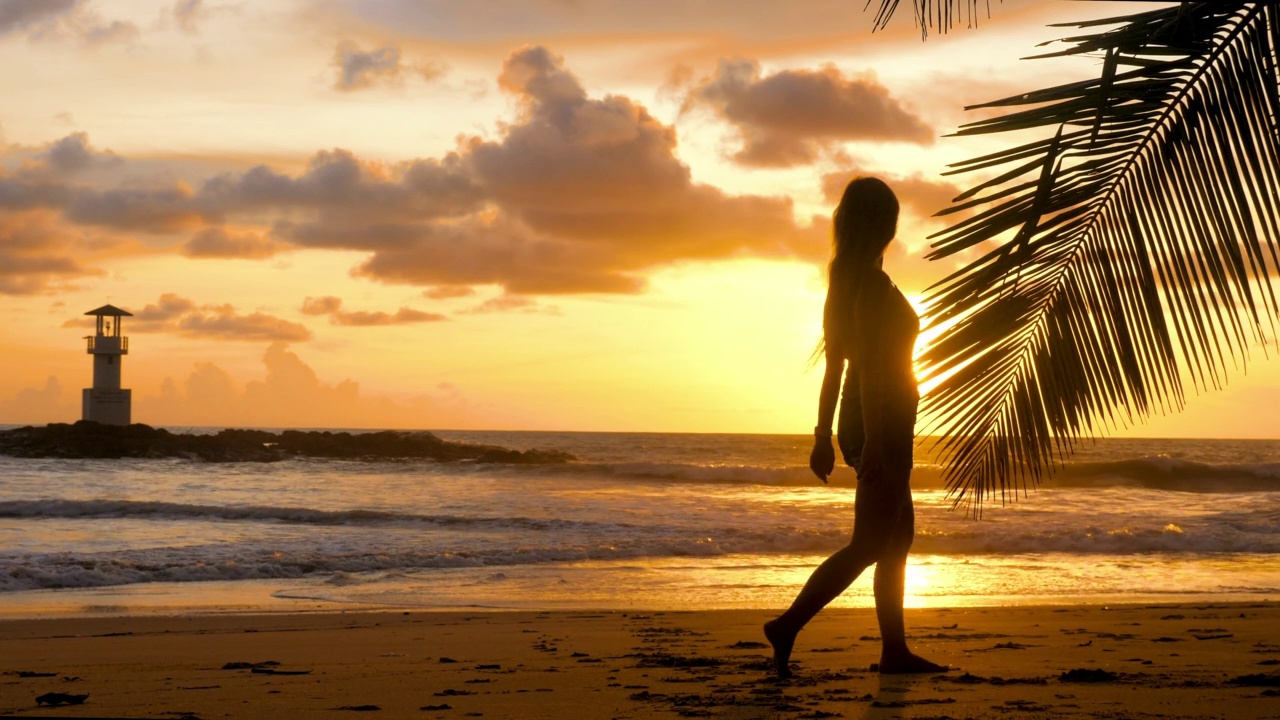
(2, 49), (828, 298)
(683, 58), (934, 166)
(81, 18), (138, 45)
(177, 306), (311, 342)
(138, 342), (476, 429)
(300, 295), (447, 326)
(38, 132), (120, 174)
(182, 227), (285, 259)
(172, 0), (205, 33)
(300, 295), (342, 315)
(66, 182), (204, 232)
(2, 0), (139, 45)
(0, 375), (74, 424)
(75, 293), (312, 342)
(0, 210), (103, 295)
(422, 285), (476, 300)
(458, 294), (555, 315)
(332, 41), (445, 91)
(0, 0), (79, 37)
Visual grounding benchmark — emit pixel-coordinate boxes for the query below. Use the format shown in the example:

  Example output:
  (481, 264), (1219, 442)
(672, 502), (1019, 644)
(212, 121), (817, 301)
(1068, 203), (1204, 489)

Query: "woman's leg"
(765, 543), (876, 678)
(872, 493), (947, 673)
(764, 480), (898, 678)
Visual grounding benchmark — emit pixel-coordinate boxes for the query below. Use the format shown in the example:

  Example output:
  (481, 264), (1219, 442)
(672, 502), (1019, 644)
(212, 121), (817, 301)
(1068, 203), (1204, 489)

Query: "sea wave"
(503, 455), (1280, 492)
(0, 499), (613, 532)
(3, 510), (1278, 591)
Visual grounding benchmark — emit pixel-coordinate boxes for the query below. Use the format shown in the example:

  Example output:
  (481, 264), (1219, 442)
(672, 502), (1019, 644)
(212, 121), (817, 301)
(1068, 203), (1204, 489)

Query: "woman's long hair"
(819, 177), (899, 357)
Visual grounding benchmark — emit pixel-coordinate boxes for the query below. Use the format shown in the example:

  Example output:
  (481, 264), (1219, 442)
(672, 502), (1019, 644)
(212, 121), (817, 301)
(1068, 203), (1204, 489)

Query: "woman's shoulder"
(854, 268), (897, 306)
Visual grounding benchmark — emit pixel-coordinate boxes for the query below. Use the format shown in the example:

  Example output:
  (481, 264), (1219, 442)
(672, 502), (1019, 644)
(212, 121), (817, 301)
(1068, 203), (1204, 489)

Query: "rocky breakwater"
(0, 421), (574, 464)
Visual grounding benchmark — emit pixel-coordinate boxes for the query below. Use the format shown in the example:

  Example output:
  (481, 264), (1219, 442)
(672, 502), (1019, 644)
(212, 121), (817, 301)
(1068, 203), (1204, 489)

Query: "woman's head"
(831, 176), (899, 270)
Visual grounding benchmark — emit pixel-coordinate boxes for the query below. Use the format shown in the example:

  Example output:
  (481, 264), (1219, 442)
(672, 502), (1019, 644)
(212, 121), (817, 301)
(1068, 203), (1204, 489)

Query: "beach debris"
(420, 704), (453, 711)
(629, 651), (722, 669)
(36, 692), (88, 706)
(474, 664), (500, 670)
(221, 660), (279, 670)
(251, 667), (312, 675)
(438, 657), (459, 663)
(434, 689), (474, 697)
(336, 704), (381, 711)
(9, 670), (57, 677)
(727, 641), (768, 649)
(871, 697), (954, 708)
(1227, 673), (1280, 687)
(987, 641), (1034, 650)
(1193, 633), (1233, 640)
(1059, 668), (1118, 683)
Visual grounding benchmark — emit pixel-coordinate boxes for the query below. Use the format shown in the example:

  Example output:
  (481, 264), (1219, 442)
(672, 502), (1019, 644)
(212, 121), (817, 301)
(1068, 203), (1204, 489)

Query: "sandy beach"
(2, 602), (1278, 719)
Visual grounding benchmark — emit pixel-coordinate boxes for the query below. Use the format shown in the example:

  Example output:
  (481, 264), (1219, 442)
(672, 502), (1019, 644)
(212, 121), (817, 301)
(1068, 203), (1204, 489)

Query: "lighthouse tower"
(82, 304), (133, 426)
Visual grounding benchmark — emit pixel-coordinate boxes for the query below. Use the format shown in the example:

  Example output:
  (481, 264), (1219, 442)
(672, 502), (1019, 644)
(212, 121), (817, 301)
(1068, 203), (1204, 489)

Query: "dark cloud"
(38, 132), (120, 174)
(300, 295), (446, 326)
(684, 58), (934, 166)
(66, 183), (204, 232)
(332, 41), (445, 91)
(0, 0), (78, 37)
(1, 0), (141, 45)
(333, 42), (400, 90)
(199, 149), (483, 223)
(182, 227), (284, 259)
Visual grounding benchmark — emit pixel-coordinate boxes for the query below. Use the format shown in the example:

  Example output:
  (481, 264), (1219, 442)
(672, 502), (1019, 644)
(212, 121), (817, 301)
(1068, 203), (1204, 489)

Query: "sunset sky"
(1, 0), (1275, 436)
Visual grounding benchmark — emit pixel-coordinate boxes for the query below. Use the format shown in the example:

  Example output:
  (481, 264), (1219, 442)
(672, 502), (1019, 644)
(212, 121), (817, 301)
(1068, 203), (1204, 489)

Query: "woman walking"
(764, 177), (947, 677)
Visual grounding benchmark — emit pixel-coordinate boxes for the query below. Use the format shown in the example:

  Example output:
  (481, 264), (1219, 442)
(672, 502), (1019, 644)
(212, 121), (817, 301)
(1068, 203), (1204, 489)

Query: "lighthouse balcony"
(86, 336), (128, 354)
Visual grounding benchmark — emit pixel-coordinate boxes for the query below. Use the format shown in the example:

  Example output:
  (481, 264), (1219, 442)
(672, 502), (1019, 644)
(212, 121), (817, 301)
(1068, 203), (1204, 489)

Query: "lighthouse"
(82, 304), (133, 426)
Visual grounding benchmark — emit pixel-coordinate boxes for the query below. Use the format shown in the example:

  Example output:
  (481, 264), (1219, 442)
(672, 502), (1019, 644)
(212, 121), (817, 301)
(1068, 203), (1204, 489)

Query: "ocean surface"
(1, 430), (1278, 617)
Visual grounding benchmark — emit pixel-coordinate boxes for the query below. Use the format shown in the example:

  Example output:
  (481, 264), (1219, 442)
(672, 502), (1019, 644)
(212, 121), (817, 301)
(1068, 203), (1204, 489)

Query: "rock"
(0, 422), (574, 465)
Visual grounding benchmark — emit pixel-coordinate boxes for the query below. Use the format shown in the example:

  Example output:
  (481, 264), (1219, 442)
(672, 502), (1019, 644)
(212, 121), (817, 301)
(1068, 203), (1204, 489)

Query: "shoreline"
(3, 602), (1278, 718)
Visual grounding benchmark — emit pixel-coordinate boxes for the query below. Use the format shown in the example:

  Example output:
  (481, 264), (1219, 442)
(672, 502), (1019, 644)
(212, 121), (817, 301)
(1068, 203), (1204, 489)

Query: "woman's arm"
(810, 345), (843, 482)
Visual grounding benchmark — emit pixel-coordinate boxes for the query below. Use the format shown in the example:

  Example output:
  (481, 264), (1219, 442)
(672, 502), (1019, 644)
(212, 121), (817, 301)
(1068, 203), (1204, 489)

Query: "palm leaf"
(918, 1), (1280, 514)
(867, 0), (999, 38)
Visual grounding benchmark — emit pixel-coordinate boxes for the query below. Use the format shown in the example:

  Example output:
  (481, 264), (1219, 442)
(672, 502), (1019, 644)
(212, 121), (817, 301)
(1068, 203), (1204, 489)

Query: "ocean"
(1, 430), (1278, 617)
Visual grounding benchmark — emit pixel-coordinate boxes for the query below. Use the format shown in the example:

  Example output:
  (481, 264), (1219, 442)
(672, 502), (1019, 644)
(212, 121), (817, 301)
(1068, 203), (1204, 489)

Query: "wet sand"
(2, 602), (1278, 718)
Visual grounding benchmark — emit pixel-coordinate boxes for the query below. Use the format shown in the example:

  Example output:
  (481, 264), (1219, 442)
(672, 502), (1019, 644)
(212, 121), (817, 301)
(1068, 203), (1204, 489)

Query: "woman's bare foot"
(877, 650), (949, 675)
(763, 618), (795, 679)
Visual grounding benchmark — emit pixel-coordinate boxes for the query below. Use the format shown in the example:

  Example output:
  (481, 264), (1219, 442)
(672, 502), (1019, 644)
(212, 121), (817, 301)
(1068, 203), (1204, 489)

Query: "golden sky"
(1, 0), (1275, 436)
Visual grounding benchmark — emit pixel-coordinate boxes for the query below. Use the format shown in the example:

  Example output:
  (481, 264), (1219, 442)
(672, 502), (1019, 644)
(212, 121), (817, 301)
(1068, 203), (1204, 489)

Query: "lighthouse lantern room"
(83, 304), (133, 426)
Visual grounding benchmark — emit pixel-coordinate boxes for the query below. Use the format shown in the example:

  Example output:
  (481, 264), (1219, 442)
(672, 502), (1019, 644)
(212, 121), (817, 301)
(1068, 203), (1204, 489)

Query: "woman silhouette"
(764, 177), (946, 677)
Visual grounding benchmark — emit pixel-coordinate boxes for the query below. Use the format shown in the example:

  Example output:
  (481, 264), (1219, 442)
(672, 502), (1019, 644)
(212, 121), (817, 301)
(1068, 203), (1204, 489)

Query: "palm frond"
(919, 1), (1280, 514)
(868, 0), (999, 38)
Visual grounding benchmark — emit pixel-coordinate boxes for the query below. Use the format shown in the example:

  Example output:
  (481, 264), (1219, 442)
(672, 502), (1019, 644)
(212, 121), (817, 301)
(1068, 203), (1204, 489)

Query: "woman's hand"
(810, 437), (835, 484)
(858, 444), (885, 482)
